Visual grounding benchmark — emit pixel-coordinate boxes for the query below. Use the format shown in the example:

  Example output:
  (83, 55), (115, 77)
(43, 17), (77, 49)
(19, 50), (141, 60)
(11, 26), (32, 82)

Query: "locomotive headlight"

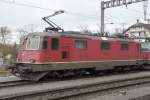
(30, 59), (36, 63)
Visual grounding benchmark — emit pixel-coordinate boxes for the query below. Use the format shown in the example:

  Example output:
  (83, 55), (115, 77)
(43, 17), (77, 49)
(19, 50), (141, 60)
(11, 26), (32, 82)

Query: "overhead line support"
(101, 0), (147, 34)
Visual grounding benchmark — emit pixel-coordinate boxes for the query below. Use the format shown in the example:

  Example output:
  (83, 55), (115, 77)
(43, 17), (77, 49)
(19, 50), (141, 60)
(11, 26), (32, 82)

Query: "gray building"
(124, 20), (150, 42)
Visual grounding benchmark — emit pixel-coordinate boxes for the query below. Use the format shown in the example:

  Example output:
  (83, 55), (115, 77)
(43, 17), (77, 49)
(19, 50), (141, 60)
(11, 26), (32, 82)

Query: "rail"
(1, 71), (150, 100)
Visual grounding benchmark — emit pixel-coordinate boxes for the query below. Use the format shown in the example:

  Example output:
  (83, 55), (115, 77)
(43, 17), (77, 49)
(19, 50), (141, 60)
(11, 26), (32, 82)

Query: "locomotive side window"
(75, 40), (87, 49)
(51, 38), (59, 50)
(42, 37), (48, 49)
(121, 43), (128, 50)
(101, 42), (110, 50)
(27, 35), (40, 50)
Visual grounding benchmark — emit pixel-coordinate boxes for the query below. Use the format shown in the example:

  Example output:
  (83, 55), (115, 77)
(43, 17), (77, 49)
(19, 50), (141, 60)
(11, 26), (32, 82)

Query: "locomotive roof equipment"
(42, 10), (64, 32)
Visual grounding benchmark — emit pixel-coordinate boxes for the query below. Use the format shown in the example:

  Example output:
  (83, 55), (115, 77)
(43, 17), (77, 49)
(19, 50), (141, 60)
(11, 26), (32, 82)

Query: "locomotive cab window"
(75, 40), (87, 49)
(121, 43), (128, 50)
(101, 42), (111, 50)
(51, 38), (59, 50)
(27, 35), (40, 50)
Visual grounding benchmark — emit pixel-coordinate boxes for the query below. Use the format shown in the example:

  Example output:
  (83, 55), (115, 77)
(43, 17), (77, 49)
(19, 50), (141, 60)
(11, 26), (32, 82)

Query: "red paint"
(17, 34), (143, 63)
(142, 52), (150, 60)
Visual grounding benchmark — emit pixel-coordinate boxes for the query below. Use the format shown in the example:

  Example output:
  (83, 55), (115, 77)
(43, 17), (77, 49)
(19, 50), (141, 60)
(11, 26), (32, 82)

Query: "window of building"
(101, 42), (111, 50)
(121, 43), (128, 50)
(75, 40), (87, 49)
(51, 38), (59, 50)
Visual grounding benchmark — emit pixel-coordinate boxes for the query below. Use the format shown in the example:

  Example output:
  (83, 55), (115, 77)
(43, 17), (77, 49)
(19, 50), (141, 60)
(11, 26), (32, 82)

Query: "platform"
(89, 86), (150, 100)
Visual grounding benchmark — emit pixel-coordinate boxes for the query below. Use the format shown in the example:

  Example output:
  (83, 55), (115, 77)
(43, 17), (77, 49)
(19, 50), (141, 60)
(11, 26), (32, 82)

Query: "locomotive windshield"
(27, 35), (41, 50)
(141, 42), (150, 51)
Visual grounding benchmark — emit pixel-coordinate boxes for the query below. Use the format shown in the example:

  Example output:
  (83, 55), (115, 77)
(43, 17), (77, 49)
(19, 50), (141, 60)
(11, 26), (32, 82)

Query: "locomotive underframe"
(16, 60), (144, 72)
(11, 60), (145, 81)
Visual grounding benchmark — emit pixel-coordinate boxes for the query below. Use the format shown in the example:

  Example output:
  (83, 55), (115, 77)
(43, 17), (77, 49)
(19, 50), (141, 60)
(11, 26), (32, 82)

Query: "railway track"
(0, 70), (141, 89)
(0, 70), (139, 89)
(0, 80), (30, 89)
(1, 71), (150, 100)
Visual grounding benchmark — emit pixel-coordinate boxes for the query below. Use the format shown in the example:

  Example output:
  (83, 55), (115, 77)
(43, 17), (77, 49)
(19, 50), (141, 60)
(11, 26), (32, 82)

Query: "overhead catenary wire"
(0, 0), (149, 25)
(118, 1), (150, 18)
(0, 0), (149, 18)
(0, 0), (56, 11)
(2, 0), (148, 21)
(122, 7), (150, 16)
(0, 0), (100, 19)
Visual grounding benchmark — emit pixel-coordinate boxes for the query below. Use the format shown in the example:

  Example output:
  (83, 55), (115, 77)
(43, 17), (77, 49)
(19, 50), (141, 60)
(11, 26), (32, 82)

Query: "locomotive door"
(60, 37), (71, 61)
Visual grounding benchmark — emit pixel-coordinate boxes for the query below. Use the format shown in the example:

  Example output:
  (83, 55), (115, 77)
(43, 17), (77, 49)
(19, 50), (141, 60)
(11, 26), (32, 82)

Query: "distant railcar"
(141, 42), (150, 65)
(7, 31), (146, 81)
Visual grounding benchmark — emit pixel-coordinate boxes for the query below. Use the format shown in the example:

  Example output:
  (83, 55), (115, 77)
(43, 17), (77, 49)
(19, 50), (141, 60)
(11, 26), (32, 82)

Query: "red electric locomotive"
(7, 31), (145, 81)
(6, 12), (149, 81)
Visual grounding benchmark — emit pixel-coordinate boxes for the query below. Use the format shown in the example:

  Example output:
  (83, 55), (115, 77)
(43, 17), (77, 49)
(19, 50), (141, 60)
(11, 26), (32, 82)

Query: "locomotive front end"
(8, 33), (49, 81)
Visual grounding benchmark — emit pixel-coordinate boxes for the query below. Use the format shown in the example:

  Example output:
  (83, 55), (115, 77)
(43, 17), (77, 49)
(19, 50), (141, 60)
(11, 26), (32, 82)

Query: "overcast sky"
(0, 0), (150, 43)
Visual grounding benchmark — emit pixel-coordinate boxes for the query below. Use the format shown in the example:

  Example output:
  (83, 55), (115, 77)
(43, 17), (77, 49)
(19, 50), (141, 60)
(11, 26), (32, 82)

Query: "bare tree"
(24, 24), (38, 33)
(115, 28), (122, 34)
(96, 24), (101, 33)
(18, 24), (38, 35)
(79, 25), (91, 33)
(96, 24), (103, 36)
(0, 26), (11, 44)
(17, 28), (28, 44)
(17, 24), (38, 43)
(17, 28), (27, 37)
